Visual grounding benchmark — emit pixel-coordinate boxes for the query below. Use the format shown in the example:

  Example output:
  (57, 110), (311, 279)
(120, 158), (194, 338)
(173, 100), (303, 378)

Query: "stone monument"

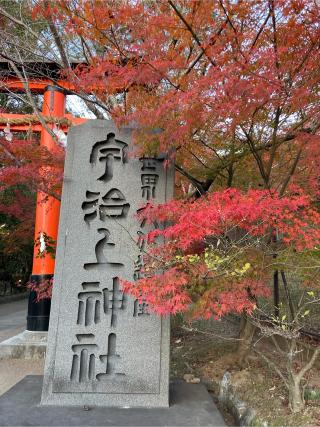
(41, 120), (174, 407)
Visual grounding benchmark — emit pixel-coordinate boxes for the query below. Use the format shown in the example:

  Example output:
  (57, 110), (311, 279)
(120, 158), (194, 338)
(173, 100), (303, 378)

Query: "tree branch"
(266, 106), (281, 181)
(2, 54), (59, 144)
(296, 347), (320, 382)
(175, 163), (204, 192)
(44, 0), (70, 68)
(168, 1), (216, 66)
(0, 5), (60, 63)
(253, 346), (289, 388)
(240, 125), (269, 186)
(279, 148), (302, 196)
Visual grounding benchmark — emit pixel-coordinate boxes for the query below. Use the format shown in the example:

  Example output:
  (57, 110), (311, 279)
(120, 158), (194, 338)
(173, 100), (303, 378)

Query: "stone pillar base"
(0, 330), (47, 360)
(0, 376), (227, 426)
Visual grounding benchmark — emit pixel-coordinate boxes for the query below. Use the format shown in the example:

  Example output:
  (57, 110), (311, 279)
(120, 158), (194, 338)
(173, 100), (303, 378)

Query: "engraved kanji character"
(133, 300), (150, 316)
(82, 189), (130, 224)
(84, 228), (124, 271)
(100, 188), (130, 220)
(133, 254), (143, 280)
(141, 174), (159, 200)
(90, 132), (127, 182)
(77, 278), (125, 327)
(140, 158), (157, 171)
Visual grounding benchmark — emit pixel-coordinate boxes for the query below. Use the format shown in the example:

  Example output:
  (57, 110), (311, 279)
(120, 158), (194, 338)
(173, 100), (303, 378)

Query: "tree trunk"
(288, 378), (304, 413)
(236, 314), (256, 367)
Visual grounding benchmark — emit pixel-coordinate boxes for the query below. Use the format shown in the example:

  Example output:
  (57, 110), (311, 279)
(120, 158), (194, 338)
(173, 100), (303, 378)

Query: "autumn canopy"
(1, 0), (320, 318)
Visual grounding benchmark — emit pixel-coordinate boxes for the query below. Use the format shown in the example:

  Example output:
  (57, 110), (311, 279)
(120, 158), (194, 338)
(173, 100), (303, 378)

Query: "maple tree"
(38, 0), (320, 411)
(37, 0), (320, 315)
(37, 0), (320, 197)
(120, 186), (320, 412)
(1, 0), (319, 316)
(122, 188), (320, 316)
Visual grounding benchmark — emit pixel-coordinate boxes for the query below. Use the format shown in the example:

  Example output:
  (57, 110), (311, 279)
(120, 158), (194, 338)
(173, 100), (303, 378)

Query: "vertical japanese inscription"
(70, 132), (130, 383)
(43, 121), (171, 406)
(131, 158), (163, 317)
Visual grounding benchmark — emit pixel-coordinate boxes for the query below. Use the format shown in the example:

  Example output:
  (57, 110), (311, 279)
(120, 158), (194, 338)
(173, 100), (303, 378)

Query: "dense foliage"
(35, 0), (320, 318)
(122, 189), (320, 317)
(1, 0), (319, 318)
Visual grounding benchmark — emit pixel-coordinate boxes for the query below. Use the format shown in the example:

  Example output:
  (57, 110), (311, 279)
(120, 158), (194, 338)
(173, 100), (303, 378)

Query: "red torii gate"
(0, 63), (87, 331)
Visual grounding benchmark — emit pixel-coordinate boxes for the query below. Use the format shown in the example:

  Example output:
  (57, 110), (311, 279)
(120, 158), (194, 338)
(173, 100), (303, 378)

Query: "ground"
(1, 299), (319, 426)
(0, 299), (44, 396)
(0, 359), (44, 395)
(171, 316), (320, 427)
(0, 298), (27, 342)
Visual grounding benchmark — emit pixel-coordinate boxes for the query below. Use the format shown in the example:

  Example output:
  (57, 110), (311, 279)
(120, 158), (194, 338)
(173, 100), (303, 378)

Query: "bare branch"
(44, 0), (70, 68)
(3, 55), (59, 144)
(296, 347), (320, 382)
(253, 346), (289, 388)
(279, 148), (302, 196)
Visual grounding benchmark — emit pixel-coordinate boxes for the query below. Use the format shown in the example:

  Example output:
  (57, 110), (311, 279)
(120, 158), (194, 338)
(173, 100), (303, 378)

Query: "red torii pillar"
(27, 85), (66, 331)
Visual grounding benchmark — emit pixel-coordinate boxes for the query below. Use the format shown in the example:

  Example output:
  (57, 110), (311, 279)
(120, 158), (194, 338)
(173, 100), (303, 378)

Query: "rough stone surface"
(0, 376), (227, 426)
(0, 330), (47, 360)
(219, 372), (257, 426)
(42, 120), (174, 407)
